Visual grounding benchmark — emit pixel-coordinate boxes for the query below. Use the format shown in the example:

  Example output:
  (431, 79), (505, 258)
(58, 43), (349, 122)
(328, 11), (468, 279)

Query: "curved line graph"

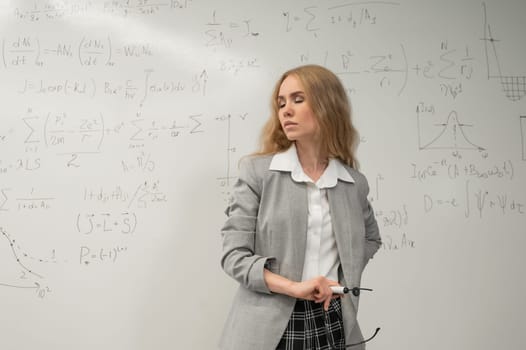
(482, 2), (526, 102)
(417, 110), (485, 151)
(0, 227), (44, 285)
(0, 281), (40, 289)
(0, 227), (55, 298)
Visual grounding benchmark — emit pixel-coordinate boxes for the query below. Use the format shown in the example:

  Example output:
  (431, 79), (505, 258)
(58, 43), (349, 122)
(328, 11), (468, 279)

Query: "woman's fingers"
(323, 296), (332, 311)
(296, 276), (344, 308)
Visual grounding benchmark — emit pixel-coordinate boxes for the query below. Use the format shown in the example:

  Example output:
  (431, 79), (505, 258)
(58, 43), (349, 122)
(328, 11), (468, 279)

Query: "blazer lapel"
(328, 183), (353, 279)
(328, 182), (364, 293)
(287, 179), (308, 282)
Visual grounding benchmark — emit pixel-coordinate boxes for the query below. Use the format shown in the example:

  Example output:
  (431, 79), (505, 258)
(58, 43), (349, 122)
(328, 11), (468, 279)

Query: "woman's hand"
(263, 270), (343, 311)
(290, 276), (342, 311)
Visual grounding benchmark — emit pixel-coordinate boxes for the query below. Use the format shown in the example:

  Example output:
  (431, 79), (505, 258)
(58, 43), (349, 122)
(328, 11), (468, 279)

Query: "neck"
(295, 141), (328, 179)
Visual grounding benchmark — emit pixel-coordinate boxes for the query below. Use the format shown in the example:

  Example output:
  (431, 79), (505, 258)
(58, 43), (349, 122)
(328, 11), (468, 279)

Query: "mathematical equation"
(15, 69), (208, 103)
(412, 42), (475, 100)
(410, 159), (515, 182)
(76, 212), (138, 235)
(79, 245), (128, 265)
(422, 180), (525, 218)
(3, 35), (155, 68)
(13, 0), (193, 22)
(0, 108), (211, 172)
(282, 2), (400, 35)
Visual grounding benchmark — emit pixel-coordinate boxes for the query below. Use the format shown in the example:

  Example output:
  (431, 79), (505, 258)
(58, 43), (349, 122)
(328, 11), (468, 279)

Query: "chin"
(284, 132), (298, 141)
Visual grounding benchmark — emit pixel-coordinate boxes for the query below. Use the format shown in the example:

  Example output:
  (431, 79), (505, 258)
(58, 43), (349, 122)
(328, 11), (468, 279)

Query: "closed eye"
(277, 91), (305, 108)
(294, 96), (304, 103)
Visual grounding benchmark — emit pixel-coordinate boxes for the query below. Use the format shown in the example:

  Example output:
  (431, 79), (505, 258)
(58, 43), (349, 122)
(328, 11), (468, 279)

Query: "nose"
(282, 102), (293, 117)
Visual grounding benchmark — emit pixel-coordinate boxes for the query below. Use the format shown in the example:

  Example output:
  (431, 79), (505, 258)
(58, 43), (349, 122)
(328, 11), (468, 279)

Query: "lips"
(283, 121), (297, 127)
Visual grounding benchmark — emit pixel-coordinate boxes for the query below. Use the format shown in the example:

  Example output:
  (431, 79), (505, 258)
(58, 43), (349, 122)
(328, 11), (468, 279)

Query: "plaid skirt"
(276, 299), (345, 350)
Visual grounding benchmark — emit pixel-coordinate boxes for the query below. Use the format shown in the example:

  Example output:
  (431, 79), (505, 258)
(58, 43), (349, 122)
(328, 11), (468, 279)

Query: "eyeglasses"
(324, 287), (380, 349)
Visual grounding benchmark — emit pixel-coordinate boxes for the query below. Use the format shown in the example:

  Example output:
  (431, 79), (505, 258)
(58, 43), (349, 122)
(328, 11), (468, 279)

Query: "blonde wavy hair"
(256, 64), (360, 169)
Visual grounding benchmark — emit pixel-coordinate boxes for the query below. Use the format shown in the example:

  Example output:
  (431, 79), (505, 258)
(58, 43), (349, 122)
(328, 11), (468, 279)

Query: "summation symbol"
(482, 2), (526, 102)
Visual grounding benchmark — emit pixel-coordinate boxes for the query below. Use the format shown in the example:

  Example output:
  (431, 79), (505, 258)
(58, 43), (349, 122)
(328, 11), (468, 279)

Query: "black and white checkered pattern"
(276, 299), (345, 350)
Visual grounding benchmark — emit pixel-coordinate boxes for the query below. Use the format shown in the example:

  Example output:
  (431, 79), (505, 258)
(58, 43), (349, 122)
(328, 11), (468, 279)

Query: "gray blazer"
(220, 154), (381, 350)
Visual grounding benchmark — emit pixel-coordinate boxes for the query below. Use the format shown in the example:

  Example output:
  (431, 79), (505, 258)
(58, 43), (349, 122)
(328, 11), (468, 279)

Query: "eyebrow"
(277, 90), (304, 100)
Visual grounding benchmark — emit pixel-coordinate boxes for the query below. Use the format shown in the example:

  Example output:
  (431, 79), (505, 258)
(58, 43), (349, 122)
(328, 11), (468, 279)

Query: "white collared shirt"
(269, 144), (354, 282)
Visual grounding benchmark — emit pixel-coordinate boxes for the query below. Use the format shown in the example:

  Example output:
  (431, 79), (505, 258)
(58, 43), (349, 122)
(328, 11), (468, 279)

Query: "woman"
(220, 64), (381, 350)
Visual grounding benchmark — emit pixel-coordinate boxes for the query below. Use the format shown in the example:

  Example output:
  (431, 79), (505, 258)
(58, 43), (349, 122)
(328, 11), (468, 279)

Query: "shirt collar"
(269, 144), (354, 188)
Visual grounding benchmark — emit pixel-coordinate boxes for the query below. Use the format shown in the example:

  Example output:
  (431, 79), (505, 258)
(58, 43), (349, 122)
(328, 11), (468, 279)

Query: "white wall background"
(0, 0), (525, 349)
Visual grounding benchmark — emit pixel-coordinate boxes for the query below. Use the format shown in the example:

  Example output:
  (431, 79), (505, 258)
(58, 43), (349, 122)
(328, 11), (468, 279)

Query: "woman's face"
(277, 75), (320, 144)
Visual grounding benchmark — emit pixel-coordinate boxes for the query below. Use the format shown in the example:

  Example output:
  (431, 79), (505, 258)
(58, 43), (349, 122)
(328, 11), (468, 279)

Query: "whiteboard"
(1, 0), (525, 349)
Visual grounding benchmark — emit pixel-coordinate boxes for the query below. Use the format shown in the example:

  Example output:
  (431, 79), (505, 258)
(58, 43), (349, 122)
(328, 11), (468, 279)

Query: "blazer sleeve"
(220, 156), (274, 294)
(359, 175), (382, 263)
